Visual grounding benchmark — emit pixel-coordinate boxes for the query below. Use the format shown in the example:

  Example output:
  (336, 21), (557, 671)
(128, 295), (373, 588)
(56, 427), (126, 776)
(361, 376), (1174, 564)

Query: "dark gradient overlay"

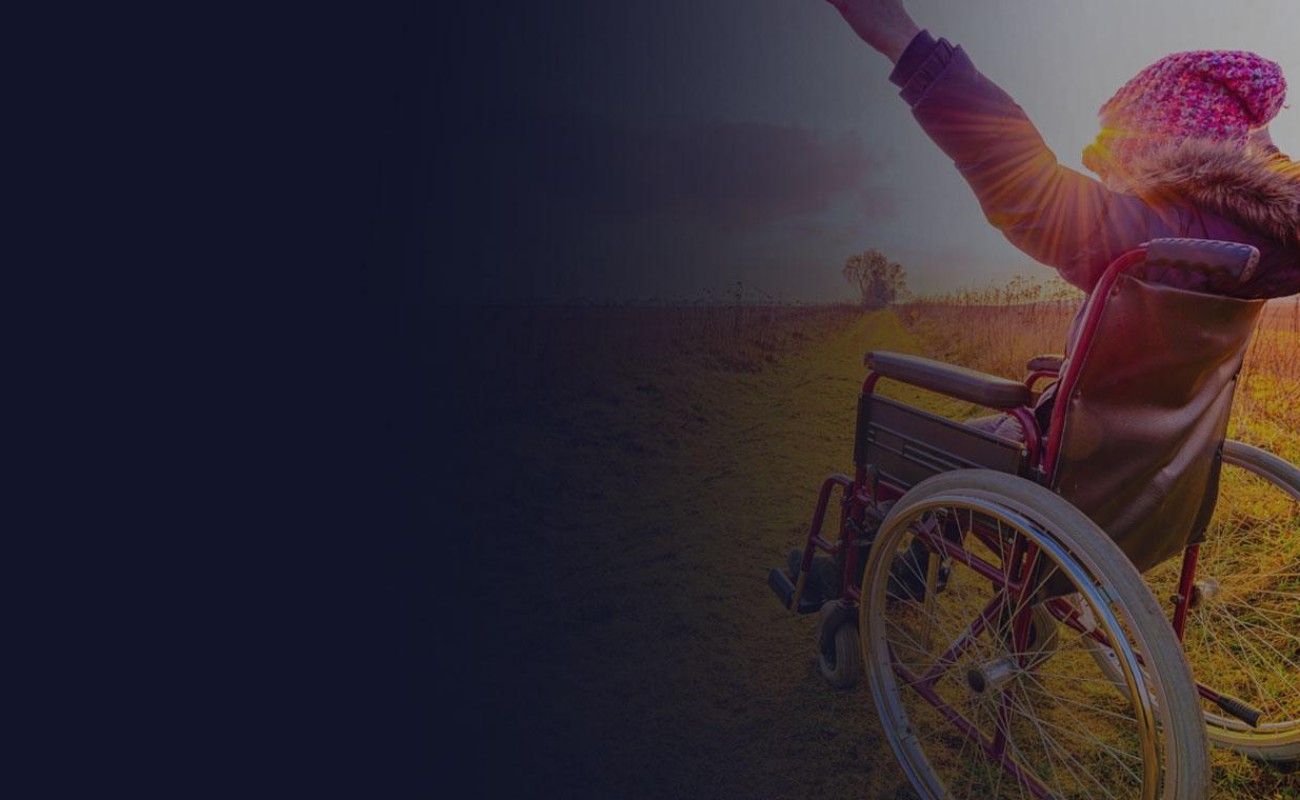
(427, 2), (1005, 797)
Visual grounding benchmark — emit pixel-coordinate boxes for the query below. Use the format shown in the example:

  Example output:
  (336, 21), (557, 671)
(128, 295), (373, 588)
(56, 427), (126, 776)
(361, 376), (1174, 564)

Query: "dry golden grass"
(1237, 299), (1300, 462)
(449, 303), (927, 798)
(898, 287), (1300, 451)
(898, 288), (1300, 795)
(447, 294), (1298, 798)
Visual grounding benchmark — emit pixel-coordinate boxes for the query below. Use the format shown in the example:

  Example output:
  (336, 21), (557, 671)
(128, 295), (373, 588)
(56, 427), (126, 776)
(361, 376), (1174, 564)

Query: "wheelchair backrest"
(1046, 240), (1267, 574)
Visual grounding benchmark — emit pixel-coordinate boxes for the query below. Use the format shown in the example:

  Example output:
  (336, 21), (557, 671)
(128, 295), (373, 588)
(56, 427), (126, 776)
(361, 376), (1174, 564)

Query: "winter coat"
(889, 32), (1300, 300)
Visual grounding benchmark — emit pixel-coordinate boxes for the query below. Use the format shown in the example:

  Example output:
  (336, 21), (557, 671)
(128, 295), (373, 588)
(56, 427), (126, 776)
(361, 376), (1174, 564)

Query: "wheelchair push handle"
(1145, 238), (1260, 283)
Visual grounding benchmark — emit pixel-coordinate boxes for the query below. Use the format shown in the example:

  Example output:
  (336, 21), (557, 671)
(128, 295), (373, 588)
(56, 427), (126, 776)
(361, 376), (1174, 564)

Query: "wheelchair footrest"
(767, 568), (823, 615)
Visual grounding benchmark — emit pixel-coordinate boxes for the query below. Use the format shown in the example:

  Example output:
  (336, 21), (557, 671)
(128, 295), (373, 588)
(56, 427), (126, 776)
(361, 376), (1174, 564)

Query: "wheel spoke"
(1152, 445), (1300, 753)
(861, 476), (1202, 799)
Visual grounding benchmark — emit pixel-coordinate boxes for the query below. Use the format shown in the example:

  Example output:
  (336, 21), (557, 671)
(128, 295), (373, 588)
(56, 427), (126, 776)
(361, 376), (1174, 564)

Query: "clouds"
(437, 0), (1300, 303)
(490, 109), (891, 232)
(670, 119), (888, 229)
(459, 107), (901, 302)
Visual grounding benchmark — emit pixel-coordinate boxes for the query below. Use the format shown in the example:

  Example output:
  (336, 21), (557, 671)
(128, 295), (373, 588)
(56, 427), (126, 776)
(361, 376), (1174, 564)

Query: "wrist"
(837, 5), (922, 64)
(878, 17), (921, 62)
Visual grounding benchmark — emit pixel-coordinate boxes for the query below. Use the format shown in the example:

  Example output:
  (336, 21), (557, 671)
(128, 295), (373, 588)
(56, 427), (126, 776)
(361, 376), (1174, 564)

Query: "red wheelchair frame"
(768, 239), (1293, 797)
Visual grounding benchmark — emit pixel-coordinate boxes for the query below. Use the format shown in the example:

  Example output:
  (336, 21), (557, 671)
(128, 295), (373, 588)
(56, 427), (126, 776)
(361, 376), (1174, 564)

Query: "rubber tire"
(817, 601), (862, 690)
(860, 470), (1211, 800)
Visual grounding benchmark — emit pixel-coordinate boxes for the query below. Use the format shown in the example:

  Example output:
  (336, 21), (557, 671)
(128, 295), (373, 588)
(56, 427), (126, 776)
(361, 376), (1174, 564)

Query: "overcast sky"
(442, 0), (1300, 304)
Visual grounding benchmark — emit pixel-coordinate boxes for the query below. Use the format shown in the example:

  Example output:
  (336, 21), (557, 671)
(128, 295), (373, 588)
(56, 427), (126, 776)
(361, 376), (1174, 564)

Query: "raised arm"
(822, 0), (1165, 292)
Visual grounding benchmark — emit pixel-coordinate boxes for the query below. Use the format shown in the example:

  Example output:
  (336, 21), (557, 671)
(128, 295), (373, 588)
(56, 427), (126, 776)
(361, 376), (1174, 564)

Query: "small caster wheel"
(817, 601), (862, 690)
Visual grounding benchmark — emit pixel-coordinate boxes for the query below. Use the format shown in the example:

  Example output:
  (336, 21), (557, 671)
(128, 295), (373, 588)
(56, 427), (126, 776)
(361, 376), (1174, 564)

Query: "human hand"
(823, 0), (922, 64)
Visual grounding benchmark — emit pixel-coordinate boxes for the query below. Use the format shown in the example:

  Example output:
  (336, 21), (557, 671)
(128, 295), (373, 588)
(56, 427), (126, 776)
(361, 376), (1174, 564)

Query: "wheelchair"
(768, 239), (1299, 799)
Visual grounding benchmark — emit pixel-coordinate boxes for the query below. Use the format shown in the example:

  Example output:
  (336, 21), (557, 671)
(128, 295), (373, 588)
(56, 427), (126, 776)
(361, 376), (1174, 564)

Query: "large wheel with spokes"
(860, 470), (1209, 800)
(1142, 440), (1300, 761)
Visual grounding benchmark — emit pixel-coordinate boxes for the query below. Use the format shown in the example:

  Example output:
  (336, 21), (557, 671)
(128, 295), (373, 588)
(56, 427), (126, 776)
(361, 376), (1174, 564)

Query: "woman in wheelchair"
(769, 2), (1300, 795)
(794, 0), (1300, 602)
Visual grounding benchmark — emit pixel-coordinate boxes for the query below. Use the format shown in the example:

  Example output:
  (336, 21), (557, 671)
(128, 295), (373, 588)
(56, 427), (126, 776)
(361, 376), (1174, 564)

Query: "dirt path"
(442, 301), (1298, 799)
(451, 308), (967, 798)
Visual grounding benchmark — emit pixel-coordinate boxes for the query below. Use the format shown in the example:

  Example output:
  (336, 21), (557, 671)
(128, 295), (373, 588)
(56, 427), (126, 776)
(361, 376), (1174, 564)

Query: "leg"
(967, 413), (1026, 443)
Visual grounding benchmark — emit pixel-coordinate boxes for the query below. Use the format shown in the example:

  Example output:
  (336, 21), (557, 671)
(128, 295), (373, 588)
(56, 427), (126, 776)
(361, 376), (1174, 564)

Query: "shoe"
(786, 501), (894, 599)
(788, 548), (843, 604)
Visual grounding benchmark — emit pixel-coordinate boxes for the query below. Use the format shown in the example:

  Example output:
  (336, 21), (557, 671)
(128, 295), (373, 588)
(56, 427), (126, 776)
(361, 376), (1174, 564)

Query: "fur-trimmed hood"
(1124, 139), (1300, 246)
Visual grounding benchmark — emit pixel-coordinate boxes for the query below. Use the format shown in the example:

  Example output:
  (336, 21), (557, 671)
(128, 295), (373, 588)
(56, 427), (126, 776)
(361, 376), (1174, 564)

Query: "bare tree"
(843, 249), (906, 308)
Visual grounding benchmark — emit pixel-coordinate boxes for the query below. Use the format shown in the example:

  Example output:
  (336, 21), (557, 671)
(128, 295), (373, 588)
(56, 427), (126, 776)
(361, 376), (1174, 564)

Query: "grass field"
(441, 296), (1298, 799)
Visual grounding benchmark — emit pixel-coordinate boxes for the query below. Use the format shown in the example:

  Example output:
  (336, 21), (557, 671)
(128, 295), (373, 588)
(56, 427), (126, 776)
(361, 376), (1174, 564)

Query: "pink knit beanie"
(1082, 50), (1287, 178)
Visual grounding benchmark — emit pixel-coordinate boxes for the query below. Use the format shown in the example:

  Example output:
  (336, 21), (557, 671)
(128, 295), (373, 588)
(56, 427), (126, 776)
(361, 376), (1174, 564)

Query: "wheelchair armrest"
(1026, 354), (1064, 373)
(866, 351), (1031, 409)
